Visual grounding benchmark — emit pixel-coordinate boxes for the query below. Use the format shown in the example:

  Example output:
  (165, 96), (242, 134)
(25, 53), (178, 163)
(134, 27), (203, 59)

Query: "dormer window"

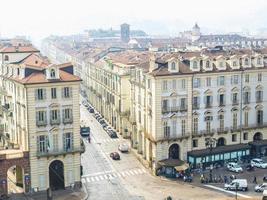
(171, 62), (176, 70)
(50, 69), (56, 78)
(193, 61), (198, 69)
(233, 61), (237, 67)
(4, 55), (9, 61)
(219, 62), (224, 68)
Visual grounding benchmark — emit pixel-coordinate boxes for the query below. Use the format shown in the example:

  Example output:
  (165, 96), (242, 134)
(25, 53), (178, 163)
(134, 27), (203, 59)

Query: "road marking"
(81, 178), (86, 184)
(133, 169), (139, 175)
(104, 174), (109, 179)
(86, 177), (91, 182)
(90, 177), (95, 182)
(125, 171), (131, 176)
(112, 173), (117, 178)
(116, 172), (122, 177)
(129, 170), (135, 175)
(95, 176), (100, 181)
(204, 185), (252, 199)
(82, 170), (114, 177)
(99, 175), (104, 180)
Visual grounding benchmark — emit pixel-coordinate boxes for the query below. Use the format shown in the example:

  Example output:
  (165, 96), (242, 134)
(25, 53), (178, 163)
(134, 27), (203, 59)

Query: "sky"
(1, 0), (267, 43)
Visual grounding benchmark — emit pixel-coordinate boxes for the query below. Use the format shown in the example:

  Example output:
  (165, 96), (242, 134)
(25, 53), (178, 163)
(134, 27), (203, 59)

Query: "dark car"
(88, 108), (94, 113)
(108, 130), (118, 138)
(80, 126), (90, 137)
(110, 152), (120, 160)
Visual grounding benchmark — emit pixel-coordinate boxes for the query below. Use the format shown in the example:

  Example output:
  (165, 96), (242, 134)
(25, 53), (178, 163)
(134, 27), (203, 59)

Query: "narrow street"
(80, 104), (233, 200)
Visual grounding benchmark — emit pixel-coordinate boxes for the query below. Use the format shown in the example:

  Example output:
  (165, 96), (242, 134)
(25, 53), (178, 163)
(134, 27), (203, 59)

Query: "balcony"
(205, 103), (212, 109)
(159, 132), (190, 142)
(230, 126), (240, 132)
(63, 117), (73, 124)
(256, 98), (263, 103)
(232, 101), (239, 106)
(193, 104), (199, 110)
(162, 106), (186, 114)
(37, 147), (83, 158)
(36, 120), (47, 127)
(217, 127), (229, 134)
(50, 119), (60, 125)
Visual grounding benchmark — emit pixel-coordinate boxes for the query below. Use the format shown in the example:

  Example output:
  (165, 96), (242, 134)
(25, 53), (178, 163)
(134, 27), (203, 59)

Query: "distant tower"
(120, 23), (130, 43)
(191, 23), (201, 42)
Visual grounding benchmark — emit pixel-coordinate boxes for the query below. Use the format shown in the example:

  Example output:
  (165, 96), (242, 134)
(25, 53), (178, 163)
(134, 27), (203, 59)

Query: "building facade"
(0, 44), (82, 193)
(130, 48), (267, 173)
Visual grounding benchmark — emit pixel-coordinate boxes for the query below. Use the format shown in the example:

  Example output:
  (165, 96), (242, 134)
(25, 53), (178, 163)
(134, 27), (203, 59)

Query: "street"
(80, 103), (237, 200)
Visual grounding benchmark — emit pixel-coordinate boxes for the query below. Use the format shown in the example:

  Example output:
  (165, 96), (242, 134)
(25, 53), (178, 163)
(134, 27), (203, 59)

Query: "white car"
(255, 183), (267, 192)
(251, 158), (267, 168)
(118, 143), (129, 153)
(224, 179), (247, 191)
(227, 162), (243, 173)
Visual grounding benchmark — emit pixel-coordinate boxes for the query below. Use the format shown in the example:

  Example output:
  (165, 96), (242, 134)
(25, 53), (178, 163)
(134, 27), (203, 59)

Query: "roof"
(11, 69), (81, 85)
(17, 53), (50, 68)
(187, 144), (250, 157)
(0, 45), (39, 53)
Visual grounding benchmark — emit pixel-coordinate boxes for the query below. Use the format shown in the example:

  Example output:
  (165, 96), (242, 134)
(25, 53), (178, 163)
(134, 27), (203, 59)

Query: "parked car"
(107, 130), (118, 138)
(251, 158), (267, 168)
(102, 123), (108, 129)
(224, 179), (248, 191)
(263, 190), (267, 200)
(88, 108), (94, 113)
(118, 143), (129, 153)
(255, 183), (267, 192)
(80, 126), (90, 137)
(110, 152), (120, 160)
(227, 162), (243, 173)
(99, 119), (106, 124)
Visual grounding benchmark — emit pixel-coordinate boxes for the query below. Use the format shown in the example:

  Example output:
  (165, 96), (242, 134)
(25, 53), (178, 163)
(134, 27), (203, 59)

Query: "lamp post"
(205, 137), (217, 182)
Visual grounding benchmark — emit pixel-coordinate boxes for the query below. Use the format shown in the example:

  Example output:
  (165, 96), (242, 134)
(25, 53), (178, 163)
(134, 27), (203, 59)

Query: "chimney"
(149, 53), (157, 72)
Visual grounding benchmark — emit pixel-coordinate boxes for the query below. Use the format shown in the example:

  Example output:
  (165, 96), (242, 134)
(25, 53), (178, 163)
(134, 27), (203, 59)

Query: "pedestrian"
(253, 176), (257, 184)
(224, 175), (227, 183)
(88, 136), (91, 143)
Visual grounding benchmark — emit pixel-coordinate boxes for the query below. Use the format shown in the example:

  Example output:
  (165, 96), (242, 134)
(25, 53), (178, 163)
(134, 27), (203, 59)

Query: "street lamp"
(205, 137), (217, 182)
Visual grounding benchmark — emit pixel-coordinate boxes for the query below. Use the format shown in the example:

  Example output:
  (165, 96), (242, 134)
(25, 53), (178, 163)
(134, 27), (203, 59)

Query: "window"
(193, 117), (198, 134)
(219, 114), (224, 131)
(36, 111), (47, 126)
(53, 134), (58, 152)
(232, 134), (237, 142)
(138, 110), (141, 123)
(163, 121), (170, 138)
(17, 68), (20, 76)
(232, 113), (238, 130)
(162, 99), (169, 113)
(256, 90), (263, 103)
(181, 119), (186, 136)
(244, 58), (249, 66)
(244, 111), (249, 127)
(258, 73), (262, 82)
(206, 61), (210, 68)
(37, 135), (48, 153)
(193, 61), (198, 69)
(36, 89), (46, 100)
(51, 88), (57, 99)
(64, 132), (73, 151)
(206, 121), (211, 133)
(219, 61), (224, 68)
(4, 55), (9, 61)
(181, 79), (186, 89)
(243, 132), (248, 141)
(232, 93), (238, 104)
(205, 95), (212, 108)
(50, 69), (56, 78)
(233, 61), (237, 67)
(147, 79), (151, 89)
(162, 80), (168, 91)
(232, 75), (238, 84)
(193, 96), (199, 109)
(172, 120), (176, 136)
(257, 57), (262, 65)
(218, 76), (225, 86)
(50, 109), (60, 125)
(63, 108), (72, 123)
(206, 77), (211, 87)
(180, 98), (186, 110)
(257, 110), (263, 125)
(63, 87), (71, 98)
(171, 62), (176, 70)
(193, 78), (201, 88)
(193, 139), (198, 148)
(245, 74), (249, 83)
(243, 91), (250, 104)
(219, 94), (225, 106)
(172, 80), (176, 90)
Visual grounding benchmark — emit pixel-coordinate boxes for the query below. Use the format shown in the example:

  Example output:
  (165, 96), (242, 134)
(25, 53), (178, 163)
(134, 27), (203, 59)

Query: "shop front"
(156, 159), (189, 178)
(187, 144), (250, 169)
(249, 139), (267, 157)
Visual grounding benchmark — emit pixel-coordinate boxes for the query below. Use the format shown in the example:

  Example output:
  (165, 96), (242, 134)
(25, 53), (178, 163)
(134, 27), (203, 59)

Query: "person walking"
(253, 176), (257, 184)
(88, 136), (91, 143)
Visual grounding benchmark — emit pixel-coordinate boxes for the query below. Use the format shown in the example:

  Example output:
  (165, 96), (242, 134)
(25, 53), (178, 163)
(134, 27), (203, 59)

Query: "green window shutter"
(36, 111), (39, 125)
(70, 133), (74, 150)
(44, 111), (47, 124)
(35, 89), (38, 100)
(37, 136), (40, 153)
(69, 87), (72, 98)
(43, 89), (46, 100)
(61, 88), (64, 98)
(63, 133), (66, 151)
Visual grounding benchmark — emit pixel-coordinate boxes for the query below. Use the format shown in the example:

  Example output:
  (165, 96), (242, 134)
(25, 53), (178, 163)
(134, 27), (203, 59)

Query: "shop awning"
(174, 163), (189, 171)
(187, 143), (250, 157)
(158, 159), (187, 168)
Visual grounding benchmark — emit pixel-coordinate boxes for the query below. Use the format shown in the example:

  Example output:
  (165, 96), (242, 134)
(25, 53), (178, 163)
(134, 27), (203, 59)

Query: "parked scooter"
(246, 164), (255, 172)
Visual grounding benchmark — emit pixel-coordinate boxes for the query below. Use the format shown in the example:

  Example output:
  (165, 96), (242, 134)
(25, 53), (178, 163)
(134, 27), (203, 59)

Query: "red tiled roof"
(0, 46), (39, 53)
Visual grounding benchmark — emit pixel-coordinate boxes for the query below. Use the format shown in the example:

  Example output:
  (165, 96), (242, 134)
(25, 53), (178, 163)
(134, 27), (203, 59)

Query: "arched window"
(257, 57), (262, 65)
(171, 62), (176, 70)
(193, 61), (198, 69)
(4, 55), (9, 61)
(50, 69), (56, 78)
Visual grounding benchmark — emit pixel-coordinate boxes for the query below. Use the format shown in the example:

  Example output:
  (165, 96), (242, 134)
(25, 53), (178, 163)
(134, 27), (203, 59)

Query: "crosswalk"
(82, 168), (146, 184)
(85, 137), (121, 144)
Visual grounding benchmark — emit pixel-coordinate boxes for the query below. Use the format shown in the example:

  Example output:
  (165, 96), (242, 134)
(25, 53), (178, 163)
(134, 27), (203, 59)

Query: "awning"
(175, 163), (189, 171)
(158, 159), (187, 168)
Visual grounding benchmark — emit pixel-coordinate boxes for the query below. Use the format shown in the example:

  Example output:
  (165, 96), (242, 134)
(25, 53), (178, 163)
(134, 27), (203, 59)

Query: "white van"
(224, 179), (248, 191)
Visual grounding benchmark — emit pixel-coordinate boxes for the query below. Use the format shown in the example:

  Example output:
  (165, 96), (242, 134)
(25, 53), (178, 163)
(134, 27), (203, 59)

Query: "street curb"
(81, 183), (89, 200)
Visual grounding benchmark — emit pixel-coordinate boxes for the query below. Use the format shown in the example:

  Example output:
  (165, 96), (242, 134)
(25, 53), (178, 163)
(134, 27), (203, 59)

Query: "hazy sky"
(1, 0), (267, 42)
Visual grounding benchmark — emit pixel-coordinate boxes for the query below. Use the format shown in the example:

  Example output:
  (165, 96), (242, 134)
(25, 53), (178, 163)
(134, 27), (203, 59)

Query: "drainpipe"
(239, 70), (244, 144)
